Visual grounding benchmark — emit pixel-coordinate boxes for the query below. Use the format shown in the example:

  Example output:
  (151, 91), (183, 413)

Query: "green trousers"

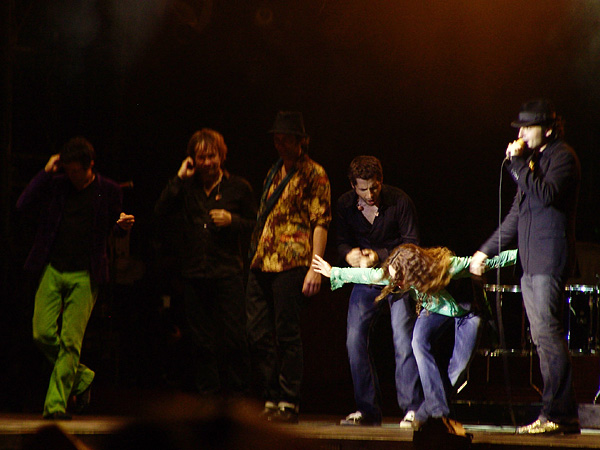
(32, 264), (97, 416)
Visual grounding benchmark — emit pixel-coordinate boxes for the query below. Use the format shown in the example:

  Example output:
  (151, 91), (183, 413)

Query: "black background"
(2, 0), (600, 415)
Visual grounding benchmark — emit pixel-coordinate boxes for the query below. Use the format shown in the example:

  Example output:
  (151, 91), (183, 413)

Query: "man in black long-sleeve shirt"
(336, 155), (423, 427)
(155, 129), (257, 396)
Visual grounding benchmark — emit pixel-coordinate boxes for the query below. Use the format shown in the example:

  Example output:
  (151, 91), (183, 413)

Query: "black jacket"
(155, 172), (257, 278)
(480, 139), (580, 278)
(16, 170), (124, 284)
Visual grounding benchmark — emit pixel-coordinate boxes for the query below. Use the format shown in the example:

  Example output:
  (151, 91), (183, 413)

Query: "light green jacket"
(330, 249), (518, 317)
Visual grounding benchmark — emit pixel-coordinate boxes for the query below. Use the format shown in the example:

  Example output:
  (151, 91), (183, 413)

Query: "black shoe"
(269, 402), (299, 424)
(413, 417), (472, 450)
(44, 412), (72, 420)
(413, 417), (471, 437)
(72, 384), (92, 414)
(340, 411), (381, 426)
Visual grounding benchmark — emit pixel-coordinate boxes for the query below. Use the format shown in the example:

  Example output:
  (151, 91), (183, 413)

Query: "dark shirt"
(155, 171), (257, 279)
(336, 184), (420, 265)
(16, 170), (124, 284)
(50, 179), (95, 272)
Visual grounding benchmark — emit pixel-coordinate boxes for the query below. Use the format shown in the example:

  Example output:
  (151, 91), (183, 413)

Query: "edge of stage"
(2, 403), (600, 450)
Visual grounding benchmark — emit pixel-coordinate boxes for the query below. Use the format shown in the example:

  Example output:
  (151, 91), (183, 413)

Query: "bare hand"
(469, 251), (488, 276)
(359, 248), (378, 268)
(302, 268), (322, 297)
(45, 154), (61, 173)
(505, 139), (525, 160)
(117, 212), (135, 230)
(209, 209), (232, 227)
(311, 255), (331, 278)
(177, 157), (195, 180)
(345, 248), (363, 268)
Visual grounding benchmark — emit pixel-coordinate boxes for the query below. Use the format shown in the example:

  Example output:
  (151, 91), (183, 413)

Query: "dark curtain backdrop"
(3, 0), (600, 413)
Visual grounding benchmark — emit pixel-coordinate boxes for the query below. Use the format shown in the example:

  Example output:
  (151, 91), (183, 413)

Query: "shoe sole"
(340, 421), (381, 426)
(517, 427), (581, 435)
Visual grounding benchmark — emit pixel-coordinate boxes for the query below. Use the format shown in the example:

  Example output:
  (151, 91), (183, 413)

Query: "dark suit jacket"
(479, 139), (580, 278)
(16, 170), (124, 284)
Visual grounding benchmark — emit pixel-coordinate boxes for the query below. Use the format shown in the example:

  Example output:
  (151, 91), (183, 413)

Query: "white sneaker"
(340, 410), (381, 426)
(340, 411), (363, 425)
(399, 410), (416, 429)
(259, 401), (278, 420)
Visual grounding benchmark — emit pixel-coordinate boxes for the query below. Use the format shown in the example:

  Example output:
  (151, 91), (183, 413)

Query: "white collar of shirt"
(357, 198), (379, 224)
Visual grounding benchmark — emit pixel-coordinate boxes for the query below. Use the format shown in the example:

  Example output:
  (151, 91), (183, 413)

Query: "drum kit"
(477, 243), (600, 401)
(482, 283), (600, 355)
(482, 283), (600, 402)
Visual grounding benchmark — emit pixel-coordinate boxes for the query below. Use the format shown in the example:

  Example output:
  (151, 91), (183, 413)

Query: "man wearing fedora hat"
(470, 99), (581, 435)
(246, 111), (331, 423)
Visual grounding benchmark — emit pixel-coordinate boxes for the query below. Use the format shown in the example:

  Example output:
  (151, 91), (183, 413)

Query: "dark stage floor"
(2, 410), (600, 450)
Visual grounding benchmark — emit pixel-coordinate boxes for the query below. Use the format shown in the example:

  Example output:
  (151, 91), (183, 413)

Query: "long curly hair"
(375, 244), (454, 308)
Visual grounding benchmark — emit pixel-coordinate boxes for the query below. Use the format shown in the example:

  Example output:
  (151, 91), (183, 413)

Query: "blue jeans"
(412, 311), (482, 422)
(346, 284), (422, 422)
(449, 313), (482, 389)
(521, 273), (578, 423)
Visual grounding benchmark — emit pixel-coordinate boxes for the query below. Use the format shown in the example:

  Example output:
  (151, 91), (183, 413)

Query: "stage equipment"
(482, 284), (600, 356)
(565, 285), (599, 354)
(482, 284), (528, 355)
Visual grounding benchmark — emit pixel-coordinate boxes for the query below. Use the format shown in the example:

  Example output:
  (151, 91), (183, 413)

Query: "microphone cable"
(497, 158), (517, 430)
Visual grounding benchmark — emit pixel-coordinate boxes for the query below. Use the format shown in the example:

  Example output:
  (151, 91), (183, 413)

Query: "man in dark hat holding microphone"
(470, 99), (581, 434)
(246, 111), (331, 423)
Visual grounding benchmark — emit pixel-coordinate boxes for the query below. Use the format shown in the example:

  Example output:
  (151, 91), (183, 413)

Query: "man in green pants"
(17, 137), (135, 419)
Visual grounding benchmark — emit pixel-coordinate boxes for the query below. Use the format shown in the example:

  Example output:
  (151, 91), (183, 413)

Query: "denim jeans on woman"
(411, 310), (481, 423)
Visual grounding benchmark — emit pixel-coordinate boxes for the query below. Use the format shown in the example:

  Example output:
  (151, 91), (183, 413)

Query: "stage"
(2, 351), (599, 449)
(3, 357), (599, 450)
(0, 414), (600, 450)
(3, 283), (599, 449)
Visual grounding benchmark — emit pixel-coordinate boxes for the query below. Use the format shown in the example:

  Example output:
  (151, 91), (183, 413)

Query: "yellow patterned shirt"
(251, 153), (331, 272)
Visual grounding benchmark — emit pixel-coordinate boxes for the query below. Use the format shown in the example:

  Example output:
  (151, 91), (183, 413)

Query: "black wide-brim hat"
(511, 98), (557, 128)
(269, 111), (309, 137)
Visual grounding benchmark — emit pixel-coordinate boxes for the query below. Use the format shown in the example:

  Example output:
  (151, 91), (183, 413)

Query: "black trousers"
(183, 275), (249, 395)
(246, 267), (308, 406)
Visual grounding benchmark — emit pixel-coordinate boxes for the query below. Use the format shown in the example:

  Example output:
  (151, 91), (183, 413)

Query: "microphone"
(119, 180), (134, 189)
(504, 139), (525, 163)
